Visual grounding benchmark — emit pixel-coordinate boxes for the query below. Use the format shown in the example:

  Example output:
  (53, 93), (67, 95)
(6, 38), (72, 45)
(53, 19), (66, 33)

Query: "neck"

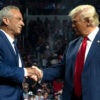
(0, 27), (15, 39)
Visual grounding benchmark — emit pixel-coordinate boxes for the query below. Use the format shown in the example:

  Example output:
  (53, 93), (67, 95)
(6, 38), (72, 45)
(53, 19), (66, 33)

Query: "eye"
(14, 17), (23, 21)
(72, 19), (80, 24)
(72, 20), (79, 24)
(72, 20), (77, 24)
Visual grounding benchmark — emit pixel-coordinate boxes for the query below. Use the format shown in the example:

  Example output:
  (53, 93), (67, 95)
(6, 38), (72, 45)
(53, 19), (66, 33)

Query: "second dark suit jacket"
(42, 28), (100, 100)
(0, 30), (24, 100)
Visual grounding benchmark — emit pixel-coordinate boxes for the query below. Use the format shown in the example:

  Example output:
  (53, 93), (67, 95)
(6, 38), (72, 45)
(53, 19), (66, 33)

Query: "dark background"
(0, 0), (100, 15)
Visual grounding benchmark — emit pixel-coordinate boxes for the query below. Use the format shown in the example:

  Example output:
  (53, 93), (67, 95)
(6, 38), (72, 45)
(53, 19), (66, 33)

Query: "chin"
(17, 31), (22, 34)
(15, 32), (21, 37)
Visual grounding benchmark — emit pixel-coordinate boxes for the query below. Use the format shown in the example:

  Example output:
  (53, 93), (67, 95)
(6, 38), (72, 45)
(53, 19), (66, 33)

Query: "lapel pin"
(97, 40), (100, 43)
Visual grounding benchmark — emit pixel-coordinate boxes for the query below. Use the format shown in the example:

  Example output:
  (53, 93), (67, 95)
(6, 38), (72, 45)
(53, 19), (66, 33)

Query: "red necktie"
(74, 37), (88, 97)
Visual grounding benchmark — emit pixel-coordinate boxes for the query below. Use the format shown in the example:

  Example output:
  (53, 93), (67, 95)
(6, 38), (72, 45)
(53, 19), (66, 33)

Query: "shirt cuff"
(24, 68), (28, 77)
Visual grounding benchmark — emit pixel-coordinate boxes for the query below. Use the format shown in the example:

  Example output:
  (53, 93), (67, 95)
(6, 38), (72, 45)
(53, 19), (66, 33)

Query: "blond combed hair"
(68, 4), (100, 26)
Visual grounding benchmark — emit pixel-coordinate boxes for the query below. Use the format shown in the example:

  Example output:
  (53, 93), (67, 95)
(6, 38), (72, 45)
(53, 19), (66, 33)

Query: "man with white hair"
(0, 5), (41, 100)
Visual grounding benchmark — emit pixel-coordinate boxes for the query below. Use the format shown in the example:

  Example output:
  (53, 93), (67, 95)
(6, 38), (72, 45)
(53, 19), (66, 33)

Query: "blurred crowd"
(16, 16), (76, 100)
(23, 80), (63, 100)
(18, 16), (76, 68)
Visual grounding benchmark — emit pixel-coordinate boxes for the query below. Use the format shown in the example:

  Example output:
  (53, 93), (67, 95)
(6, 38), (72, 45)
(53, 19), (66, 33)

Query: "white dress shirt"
(85, 27), (99, 62)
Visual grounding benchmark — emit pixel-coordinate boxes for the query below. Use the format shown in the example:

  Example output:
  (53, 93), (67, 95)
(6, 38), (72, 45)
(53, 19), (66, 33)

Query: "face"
(72, 15), (88, 36)
(3, 9), (24, 38)
(44, 92), (49, 99)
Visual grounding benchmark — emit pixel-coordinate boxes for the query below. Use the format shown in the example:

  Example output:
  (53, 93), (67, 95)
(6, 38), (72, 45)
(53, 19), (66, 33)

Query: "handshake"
(25, 66), (43, 82)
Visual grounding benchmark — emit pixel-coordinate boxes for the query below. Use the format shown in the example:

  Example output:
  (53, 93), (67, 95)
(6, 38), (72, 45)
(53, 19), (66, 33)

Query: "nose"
(72, 23), (75, 28)
(21, 21), (24, 26)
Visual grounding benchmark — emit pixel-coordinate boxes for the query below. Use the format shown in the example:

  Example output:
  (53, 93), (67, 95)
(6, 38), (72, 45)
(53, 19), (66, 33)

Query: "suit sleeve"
(42, 53), (66, 81)
(0, 49), (24, 84)
(0, 62), (24, 83)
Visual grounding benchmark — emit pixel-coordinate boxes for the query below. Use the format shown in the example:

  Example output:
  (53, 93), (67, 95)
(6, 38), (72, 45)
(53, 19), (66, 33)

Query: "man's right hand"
(25, 66), (43, 82)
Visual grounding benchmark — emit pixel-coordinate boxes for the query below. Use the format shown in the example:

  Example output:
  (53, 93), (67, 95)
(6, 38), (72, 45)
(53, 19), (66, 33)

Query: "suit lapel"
(84, 30), (100, 68)
(0, 30), (15, 56)
(74, 38), (83, 59)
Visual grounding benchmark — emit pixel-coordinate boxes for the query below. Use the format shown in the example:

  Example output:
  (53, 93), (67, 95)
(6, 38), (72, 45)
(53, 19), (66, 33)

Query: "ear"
(2, 17), (9, 26)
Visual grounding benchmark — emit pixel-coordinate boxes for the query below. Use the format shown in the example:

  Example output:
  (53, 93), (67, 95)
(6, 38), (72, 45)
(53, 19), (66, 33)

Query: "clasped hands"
(26, 66), (43, 82)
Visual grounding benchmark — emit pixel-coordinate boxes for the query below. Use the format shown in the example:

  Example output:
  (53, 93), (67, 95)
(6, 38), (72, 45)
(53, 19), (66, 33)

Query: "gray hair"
(68, 5), (100, 26)
(0, 5), (20, 25)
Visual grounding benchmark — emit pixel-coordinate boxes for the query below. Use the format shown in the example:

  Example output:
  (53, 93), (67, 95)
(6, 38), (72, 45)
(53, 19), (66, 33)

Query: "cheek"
(8, 24), (15, 32)
(78, 24), (84, 30)
(10, 23), (16, 28)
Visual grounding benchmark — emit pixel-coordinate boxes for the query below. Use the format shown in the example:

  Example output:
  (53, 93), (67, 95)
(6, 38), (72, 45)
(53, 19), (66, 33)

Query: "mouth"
(18, 27), (22, 30)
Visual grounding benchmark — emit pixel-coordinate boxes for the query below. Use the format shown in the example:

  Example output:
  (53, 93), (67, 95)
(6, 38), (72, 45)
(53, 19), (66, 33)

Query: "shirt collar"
(0, 29), (14, 44)
(88, 27), (99, 42)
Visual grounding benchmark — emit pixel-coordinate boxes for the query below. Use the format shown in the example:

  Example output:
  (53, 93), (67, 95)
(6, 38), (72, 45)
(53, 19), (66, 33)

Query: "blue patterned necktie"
(13, 40), (19, 65)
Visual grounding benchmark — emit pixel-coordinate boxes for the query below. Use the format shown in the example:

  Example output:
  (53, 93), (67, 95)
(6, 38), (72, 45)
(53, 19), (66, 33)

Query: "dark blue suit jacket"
(42, 29), (100, 100)
(0, 30), (24, 100)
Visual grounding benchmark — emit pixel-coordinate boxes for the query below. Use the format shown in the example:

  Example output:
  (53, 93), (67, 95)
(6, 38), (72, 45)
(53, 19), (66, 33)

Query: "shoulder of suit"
(69, 36), (82, 45)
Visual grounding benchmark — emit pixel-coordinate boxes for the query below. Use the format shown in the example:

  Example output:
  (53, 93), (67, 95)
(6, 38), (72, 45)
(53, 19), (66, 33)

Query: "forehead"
(9, 9), (22, 17)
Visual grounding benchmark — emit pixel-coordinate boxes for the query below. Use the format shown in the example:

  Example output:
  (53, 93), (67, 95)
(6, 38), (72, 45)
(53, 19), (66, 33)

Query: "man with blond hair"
(33, 4), (100, 100)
